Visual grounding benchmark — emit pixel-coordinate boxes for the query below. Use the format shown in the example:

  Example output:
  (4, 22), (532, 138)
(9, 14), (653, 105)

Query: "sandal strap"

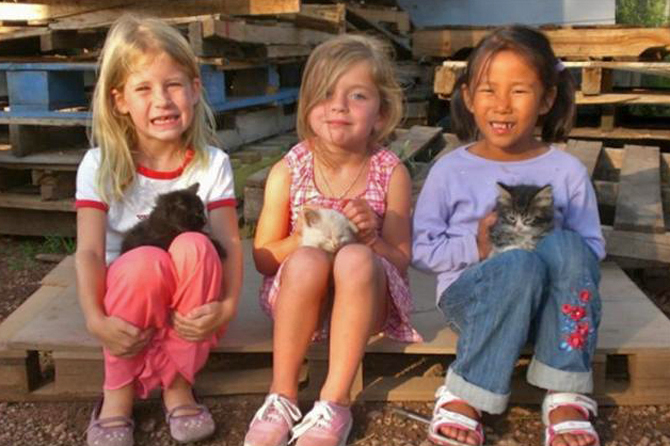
(542, 392), (598, 425)
(165, 403), (207, 422)
(87, 415), (135, 432)
(545, 420), (600, 446)
(433, 385), (482, 417)
(428, 405), (484, 446)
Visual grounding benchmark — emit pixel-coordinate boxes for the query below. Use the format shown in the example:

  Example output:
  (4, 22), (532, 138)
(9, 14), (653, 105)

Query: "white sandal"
(542, 392), (600, 446)
(427, 385), (485, 446)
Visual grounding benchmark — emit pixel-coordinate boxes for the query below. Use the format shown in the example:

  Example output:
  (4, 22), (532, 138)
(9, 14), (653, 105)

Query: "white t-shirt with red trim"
(76, 145), (236, 265)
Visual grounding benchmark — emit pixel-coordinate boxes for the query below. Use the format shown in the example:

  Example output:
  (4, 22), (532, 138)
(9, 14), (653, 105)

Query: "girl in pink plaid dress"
(244, 34), (422, 446)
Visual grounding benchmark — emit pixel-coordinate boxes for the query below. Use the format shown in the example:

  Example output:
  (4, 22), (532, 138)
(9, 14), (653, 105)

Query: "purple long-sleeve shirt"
(412, 145), (606, 303)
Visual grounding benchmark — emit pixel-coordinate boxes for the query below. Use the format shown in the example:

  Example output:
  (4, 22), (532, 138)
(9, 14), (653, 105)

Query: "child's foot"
(543, 392), (599, 446)
(435, 401), (481, 445)
(547, 405), (597, 446)
(163, 380), (215, 443)
(428, 386), (484, 446)
(244, 393), (302, 446)
(291, 400), (352, 446)
(87, 398), (135, 446)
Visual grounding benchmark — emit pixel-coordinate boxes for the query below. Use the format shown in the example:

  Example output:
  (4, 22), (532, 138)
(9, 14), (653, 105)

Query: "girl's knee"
(333, 244), (380, 283)
(282, 247), (331, 284)
(169, 231), (217, 260)
(109, 246), (173, 285)
(537, 230), (599, 280)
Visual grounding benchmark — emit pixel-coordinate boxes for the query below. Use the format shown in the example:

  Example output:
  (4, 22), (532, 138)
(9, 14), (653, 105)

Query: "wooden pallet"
(0, 130), (298, 237)
(1, 241), (670, 405)
(0, 60), (302, 156)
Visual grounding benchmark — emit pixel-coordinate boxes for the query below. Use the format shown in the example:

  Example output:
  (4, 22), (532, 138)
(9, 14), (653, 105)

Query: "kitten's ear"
(496, 182), (512, 201)
(187, 183), (200, 194)
(534, 184), (554, 206)
(303, 208), (320, 227)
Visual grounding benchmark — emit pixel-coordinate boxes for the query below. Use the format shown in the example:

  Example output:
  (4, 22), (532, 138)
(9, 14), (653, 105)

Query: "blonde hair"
(90, 15), (217, 202)
(296, 34), (403, 149)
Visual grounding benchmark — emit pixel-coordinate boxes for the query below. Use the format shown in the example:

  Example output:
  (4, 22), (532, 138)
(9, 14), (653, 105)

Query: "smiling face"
(112, 51), (201, 152)
(307, 61), (384, 152)
(463, 49), (556, 157)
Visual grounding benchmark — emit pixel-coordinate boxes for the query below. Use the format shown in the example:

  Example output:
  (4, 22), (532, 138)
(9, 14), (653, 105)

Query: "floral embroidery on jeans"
(559, 289), (595, 351)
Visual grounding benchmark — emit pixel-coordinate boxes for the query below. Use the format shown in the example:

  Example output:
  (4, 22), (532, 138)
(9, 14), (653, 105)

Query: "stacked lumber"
(0, 1), (440, 237)
(0, 1), (345, 236)
(421, 25), (670, 142)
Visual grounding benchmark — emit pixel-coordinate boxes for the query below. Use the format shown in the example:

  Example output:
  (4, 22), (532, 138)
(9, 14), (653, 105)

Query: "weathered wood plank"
(49, 1), (301, 30)
(614, 145), (664, 233)
(565, 139), (602, 178)
(414, 27), (670, 59)
(200, 17), (333, 47)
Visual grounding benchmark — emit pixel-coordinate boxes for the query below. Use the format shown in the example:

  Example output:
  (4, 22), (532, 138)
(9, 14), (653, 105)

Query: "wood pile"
(0, 0), (438, 237)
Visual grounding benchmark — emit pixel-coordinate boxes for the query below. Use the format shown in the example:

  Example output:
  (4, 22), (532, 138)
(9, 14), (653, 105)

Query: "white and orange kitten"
(301, 208), (358, 254)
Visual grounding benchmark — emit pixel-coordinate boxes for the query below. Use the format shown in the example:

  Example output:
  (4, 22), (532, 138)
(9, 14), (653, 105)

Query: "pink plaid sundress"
(258, 142), (422, 343)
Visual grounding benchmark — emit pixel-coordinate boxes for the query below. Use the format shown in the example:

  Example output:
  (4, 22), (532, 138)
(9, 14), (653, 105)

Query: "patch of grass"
(6, 236), (76, 271)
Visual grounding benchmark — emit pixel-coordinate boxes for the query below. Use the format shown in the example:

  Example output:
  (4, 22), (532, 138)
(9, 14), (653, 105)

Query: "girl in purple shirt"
(412, 25), (605, 446)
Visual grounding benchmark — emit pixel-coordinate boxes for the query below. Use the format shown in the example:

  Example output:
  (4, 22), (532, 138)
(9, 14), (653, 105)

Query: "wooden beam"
(614, 145), (664, 233)
(565, 139), (602, 178)
(49, 0), (302, 31)
(415, 27), (670, 59)
(200, 16), (333, 46)
(347, 5), (410, 34)
(602, 226), (670, 263)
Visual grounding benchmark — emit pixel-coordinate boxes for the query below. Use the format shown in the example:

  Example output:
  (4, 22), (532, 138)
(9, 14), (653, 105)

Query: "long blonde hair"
(90, 15), (217, 202)
(296, 34), (404, 150)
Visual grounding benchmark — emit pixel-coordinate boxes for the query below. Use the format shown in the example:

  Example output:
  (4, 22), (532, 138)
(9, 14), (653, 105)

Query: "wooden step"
(2, 241), (670, 404)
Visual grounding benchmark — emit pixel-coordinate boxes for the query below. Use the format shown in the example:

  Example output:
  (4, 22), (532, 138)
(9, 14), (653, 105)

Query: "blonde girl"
(243, 34), (421, 446)
(75, 15), (242, 446)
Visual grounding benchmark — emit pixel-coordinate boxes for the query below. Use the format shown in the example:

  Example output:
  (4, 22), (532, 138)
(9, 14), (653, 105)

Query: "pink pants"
(103, 232), (223, 398)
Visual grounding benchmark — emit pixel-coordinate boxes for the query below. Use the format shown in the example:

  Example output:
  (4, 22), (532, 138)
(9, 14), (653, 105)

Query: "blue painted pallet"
(0, 62), (299, 125)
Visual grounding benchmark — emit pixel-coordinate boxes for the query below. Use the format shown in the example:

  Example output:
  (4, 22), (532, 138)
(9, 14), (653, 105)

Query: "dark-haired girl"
(412, 25), (605, 446)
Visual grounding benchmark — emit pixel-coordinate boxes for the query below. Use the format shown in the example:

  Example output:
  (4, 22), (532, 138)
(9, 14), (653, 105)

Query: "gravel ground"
(1, 235), (670, 446)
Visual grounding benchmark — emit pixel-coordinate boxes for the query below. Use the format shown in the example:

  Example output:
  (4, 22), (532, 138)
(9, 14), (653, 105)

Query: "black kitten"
(120, 183), (226, 259)
(488, 182), (554, 257)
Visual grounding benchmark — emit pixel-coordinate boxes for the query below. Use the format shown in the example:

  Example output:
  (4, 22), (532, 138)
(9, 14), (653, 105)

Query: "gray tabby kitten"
(488, 182), (554, 257)
(301, 208), (358, 254)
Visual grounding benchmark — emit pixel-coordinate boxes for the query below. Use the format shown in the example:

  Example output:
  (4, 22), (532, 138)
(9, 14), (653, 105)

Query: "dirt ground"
(1, 235), (670, 446)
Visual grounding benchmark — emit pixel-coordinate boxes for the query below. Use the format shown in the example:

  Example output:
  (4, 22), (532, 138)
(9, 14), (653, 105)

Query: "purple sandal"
(86, 400), (135, 446)
(165, 403), (216, 443)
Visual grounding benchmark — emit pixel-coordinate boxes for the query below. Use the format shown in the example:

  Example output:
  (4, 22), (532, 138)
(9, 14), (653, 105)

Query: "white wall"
(397, 0), (616, 28)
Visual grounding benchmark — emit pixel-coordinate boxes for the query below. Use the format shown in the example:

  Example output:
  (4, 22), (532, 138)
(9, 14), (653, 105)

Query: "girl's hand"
(343, 198), (380, 246)
(172, 301), (236, 342)
(89, 315), (154, 358)
(477, 212), (497, 260)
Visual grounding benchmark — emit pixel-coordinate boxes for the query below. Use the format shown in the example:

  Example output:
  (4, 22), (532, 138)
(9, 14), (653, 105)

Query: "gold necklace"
(315, 155), (368, 200)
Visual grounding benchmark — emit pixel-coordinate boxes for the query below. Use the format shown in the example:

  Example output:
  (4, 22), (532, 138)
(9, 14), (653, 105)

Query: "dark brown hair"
(451, 25), (575, 143)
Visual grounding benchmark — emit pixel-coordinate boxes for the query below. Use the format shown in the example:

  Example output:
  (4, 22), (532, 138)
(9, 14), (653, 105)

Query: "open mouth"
(490, 121), (515, 134)
(151, 115), (179, 125)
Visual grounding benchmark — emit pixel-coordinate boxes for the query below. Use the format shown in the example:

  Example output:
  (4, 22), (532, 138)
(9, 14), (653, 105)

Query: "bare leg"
(99, 384), (135, 421)
(320, 244), (388, 405)
(163, 374), (197, 415)
(271, 247), (331, 400)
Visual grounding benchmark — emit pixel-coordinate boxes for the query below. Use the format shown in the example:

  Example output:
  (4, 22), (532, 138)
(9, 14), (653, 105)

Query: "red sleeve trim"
(75, 200), (109, 211)
(207, 198), (237, 210)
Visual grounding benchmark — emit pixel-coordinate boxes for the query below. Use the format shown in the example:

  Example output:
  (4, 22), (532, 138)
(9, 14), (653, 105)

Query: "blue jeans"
(438, 230), (601, 414)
